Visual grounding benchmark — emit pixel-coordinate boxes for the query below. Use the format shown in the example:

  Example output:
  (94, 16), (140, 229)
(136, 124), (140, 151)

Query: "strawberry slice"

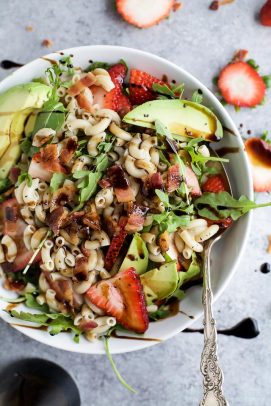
(260, 0), (271, 26)
(129, 69), (165, 105)
(245, 137), (271, 192)
(104, 63), (132, 116)
(116, 0), (174, 28)
(202, 175), (227, 193)
(104, 227), (128, 271)
(86, 267), (149, 333)
(218, 61), (266, 107)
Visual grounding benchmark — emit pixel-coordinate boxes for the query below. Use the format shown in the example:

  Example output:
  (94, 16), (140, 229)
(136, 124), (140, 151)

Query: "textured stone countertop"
(0, 1), (271, 405)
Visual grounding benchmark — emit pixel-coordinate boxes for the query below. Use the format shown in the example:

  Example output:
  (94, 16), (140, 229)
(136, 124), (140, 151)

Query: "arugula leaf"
(86, 61), (111, 72)
(171, 82), (185, 97)
(0, 178), (11, 194)
(46, 55), (74, 99)
(20, 138), (39, 158)
(9, 310), (82, 343)
(24, 292), (49, 312)
(155, 189), (169, 207)
(184, 142), (228, 176)
(50, 173), (67, 192)
(104, 336), (136, 393)
(260, 130), (270, 143)
(158, 150), (171, 167)
(191, 89), (203, 104)
(74, 171), (101, 205)
(152, 212), (190, 233)
(148, 307), (170, 321)
(33, 100), (65, 134)
(95, 154), (109, 172)
(97, 141), (113, 154)
(16, 172), (32, 187)
(194, 191), (271, 220)
(152, 83), (176, 98)
(262, 75), (271, 89)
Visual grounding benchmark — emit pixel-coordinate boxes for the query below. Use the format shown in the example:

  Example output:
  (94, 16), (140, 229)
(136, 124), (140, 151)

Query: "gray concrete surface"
(0, 1), (271, 405)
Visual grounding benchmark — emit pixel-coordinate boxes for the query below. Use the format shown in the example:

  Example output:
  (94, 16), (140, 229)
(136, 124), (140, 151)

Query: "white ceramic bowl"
(0, 45), (253, 354)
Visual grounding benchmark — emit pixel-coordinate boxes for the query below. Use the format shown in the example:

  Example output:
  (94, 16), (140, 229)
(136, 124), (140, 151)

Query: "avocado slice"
(119, 233), (148, 275)
(0, 82), (51, 160)
(123, 99), (223, 141)
(140, 261), (178, 305)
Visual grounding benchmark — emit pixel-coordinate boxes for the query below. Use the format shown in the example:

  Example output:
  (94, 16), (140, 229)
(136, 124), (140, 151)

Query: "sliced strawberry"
(206, 217), (233, 228)
(245, 137), (271, 192)
(104, 228), (128, 271)
(260, 0), (271, 26)
(129, 69), (165, 105)
(202, 174), (227, 193)
(185, 166), (202, 196)
(104, 63), (132, 116)
(86, 267), (149, 333)
(218, 61), (266, 107)
(116, 0), (174, 28)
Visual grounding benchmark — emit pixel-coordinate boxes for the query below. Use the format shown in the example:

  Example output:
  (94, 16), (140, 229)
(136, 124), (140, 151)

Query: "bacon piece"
(50, 183), (76, 211)
(76, 91), (93, 112)
(78, 319), (98, 332)
(67, 72), (96, 96)
(59, 138), (77, 165)
(185, 166), (202, 196)
(144, 172), (163, 190)
(82, 203), (101, 231)
(125, 204), (149, 233)
(9, 167), (21, 183)
(74, 255), (89, 281)
(46, 206), (68, 235)
(32, 144), (67, 176)
(44, 272), (83, 309)
(166, 164), (181, 192)
(107, 164), (135, 203)
(98, 178), (112, 189)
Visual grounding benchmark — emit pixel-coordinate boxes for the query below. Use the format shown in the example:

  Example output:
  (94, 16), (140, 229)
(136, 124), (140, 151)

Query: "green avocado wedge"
(0, 82), (51, 162)
(119, 233), (148, 275)
(123, 99), (223, 141)
(140, 261), (178, 306)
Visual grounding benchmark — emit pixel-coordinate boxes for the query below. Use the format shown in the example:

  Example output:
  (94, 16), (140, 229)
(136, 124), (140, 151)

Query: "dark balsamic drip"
(222, 126), (237, 136)
(215, 147), (240, 156)
(183, 317), (260, 339)
(260, 262), (271, 274)
(0, 60), (24, 69)
(111, 331), (161, 342)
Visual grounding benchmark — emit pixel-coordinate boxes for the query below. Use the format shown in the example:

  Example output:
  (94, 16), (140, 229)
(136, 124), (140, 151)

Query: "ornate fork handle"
(200, 241), (228, 406)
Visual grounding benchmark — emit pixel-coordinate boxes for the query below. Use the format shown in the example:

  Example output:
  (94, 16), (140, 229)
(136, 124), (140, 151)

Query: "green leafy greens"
(33, 100), (66, 134)
(50, 173), (68, 192)
(194, 191), (271, 220)
(9, 310), (82, 343)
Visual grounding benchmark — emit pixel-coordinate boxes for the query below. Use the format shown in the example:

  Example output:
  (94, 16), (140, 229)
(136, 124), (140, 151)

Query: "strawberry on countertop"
(86, 267), (149, 334)
(260, 0), (271, 26)
(129, 69), (165, 105)
(116, 0), (175, 28)
(217, 61), (266, 108)
(245, 137), (271, 192)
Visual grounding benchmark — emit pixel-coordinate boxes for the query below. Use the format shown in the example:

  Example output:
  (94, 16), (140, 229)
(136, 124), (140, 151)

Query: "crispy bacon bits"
(125, 204), (149, 233)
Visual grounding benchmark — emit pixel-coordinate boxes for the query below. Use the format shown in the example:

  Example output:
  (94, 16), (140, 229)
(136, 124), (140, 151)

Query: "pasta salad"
(0, 56), (269, 344)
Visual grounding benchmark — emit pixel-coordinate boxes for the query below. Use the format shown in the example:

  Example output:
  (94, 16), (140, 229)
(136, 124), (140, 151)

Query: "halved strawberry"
(202, 174), (227, 193)
(260, 0), (271, 26)
(129, 69), (165, 105)
(104, 228), (128, 271)
(86, 267), (149, 333)
(245, 137), (271, 192)
(104, 63), (132, 116)
(116, 0), (174, 28)
(218, 61), (266, 107)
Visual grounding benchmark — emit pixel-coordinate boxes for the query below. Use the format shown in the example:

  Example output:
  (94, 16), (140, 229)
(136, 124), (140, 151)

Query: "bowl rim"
(0, 45), (253, 354)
